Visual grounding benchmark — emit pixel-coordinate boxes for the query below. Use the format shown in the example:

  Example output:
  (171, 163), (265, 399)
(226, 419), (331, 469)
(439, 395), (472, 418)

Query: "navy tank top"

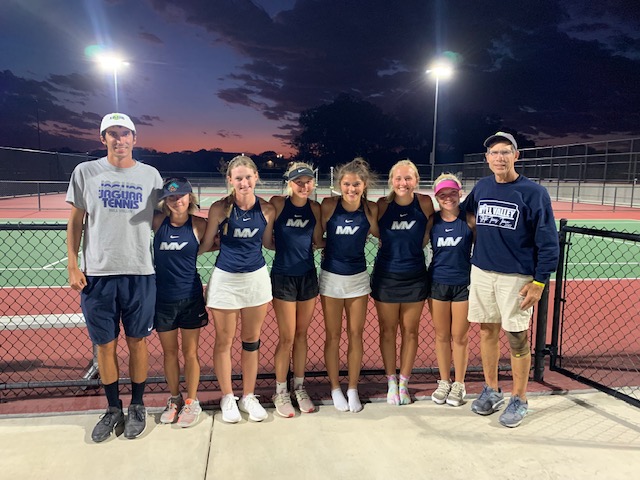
(153, 216), (203, 301)
(429, 211), (473, 285)
(322, 200), (370, 275)
(376, 195), (428, 272)
(272, 197), (316, 276)
(216, 198), (267, 273)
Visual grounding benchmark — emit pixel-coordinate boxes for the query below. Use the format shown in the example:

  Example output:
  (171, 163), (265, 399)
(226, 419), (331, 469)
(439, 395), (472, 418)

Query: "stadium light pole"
(426, 63), (453, 183)
(98, 55), (129, 112)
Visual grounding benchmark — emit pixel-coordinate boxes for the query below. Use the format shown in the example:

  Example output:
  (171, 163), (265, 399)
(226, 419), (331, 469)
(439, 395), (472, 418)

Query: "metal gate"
(549, 219), (640, 408)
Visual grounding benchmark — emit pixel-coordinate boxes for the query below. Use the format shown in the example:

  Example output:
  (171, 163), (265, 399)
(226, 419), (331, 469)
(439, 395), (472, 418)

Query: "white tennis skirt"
(206, 265), (273, 309)
(318, 269), (371, 299)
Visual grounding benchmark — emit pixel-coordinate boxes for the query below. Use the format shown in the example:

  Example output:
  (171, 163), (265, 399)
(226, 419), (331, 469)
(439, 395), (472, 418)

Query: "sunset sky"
(1, 0), (639, 156)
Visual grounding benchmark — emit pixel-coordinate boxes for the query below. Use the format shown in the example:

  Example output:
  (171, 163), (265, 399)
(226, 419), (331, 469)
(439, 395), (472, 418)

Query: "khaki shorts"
(468, 266), (533, 332)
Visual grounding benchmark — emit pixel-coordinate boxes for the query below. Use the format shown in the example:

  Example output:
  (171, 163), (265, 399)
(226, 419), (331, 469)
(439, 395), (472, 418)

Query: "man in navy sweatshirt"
(464, 131), (559, 428)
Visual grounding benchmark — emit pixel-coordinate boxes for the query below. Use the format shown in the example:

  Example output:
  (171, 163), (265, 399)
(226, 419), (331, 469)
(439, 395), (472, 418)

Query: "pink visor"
(434, 179), (461, 195)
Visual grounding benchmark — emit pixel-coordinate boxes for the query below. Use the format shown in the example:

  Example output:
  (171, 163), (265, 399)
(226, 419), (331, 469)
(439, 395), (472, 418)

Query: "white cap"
(100, 113), (136, 134)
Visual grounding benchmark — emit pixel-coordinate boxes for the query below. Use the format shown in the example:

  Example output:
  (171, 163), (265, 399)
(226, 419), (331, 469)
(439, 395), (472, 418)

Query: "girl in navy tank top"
(427, 174), (475, 408)
(319, 158), (379, 413)
(153, 177), (208, 427)
(373, 160), (434, 406)
(268, 163), (325, 417)
(198, 155), (276, 424)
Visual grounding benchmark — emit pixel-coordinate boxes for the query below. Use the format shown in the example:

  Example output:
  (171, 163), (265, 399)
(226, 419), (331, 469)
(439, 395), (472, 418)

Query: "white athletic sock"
(347, 388), (362, 413)
(276, 381), (288, 395)
(331, 388), (349, 412)
(293, 376), (305, 390)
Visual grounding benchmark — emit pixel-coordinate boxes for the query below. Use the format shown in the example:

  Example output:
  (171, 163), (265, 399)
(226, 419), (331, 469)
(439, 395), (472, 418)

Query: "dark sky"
(1, 0), (639, 155)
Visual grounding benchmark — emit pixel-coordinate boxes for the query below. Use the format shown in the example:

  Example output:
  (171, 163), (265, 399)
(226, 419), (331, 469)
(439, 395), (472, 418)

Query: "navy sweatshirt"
(464, 175), (559, 284)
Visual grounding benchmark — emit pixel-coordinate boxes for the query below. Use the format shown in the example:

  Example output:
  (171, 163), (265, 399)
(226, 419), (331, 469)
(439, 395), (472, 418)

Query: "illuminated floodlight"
(96, 54), (129, 112)
(426, 61), (454, 182)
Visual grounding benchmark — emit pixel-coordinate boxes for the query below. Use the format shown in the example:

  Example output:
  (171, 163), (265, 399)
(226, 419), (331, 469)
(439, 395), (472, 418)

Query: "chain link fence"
(1, 222), (526, 400)
(550, 220), (640, 407)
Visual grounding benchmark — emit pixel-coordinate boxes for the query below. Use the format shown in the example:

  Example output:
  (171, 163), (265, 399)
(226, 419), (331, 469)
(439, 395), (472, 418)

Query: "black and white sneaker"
(91, 403), (125, 443)
(124, 404), (146, 439)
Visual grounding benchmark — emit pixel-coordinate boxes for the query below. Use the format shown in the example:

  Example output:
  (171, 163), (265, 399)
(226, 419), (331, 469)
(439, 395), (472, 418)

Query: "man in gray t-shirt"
(66, 113), (162, 442)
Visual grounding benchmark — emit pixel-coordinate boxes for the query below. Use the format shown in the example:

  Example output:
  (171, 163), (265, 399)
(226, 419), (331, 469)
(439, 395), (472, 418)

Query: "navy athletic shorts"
(81, 275), (156, 345)
(429, 281), (470, 302)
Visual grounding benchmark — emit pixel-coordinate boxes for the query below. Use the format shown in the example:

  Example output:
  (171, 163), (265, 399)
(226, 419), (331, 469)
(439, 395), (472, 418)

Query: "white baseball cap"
(100, 113), (136, 134)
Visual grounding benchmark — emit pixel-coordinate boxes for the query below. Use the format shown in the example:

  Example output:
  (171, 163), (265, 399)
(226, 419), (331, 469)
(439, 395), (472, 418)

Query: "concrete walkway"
(2, 391), (640, 479)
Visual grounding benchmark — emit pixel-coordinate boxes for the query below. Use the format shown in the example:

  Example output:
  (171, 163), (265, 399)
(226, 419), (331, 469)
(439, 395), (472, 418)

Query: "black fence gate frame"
(546, 219), (640, 409)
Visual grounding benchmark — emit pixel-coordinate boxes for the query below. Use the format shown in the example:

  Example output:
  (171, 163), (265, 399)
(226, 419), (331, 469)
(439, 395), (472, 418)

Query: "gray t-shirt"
(66, 157), (163, 276)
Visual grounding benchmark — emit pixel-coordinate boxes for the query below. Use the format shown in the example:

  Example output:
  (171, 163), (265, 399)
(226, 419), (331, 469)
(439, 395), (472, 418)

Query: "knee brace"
(506, 330), (530, 357)
(242, 339), (261, 352)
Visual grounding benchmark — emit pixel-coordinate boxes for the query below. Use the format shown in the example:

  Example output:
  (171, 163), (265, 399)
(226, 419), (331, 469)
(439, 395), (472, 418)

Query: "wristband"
(532, 281), (545, 288)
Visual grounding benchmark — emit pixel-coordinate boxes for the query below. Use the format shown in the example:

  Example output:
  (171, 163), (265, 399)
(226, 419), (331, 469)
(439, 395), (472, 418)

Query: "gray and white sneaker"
(499, 395), (529, 428)
(91, 403), (124, 443)
(446, 382), (466, 407)
(431, 379), (452, 405)
(471, 385), (505, 415)
(124, 404), (147, 439)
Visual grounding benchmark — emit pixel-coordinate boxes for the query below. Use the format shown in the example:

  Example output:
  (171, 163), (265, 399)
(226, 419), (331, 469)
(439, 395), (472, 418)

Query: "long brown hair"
(335, 157), (377, 214)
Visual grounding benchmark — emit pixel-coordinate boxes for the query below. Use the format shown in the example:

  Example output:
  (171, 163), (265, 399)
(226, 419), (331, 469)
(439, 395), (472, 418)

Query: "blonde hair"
(385, 159), (420, 202)
(222, 154), (259, 235)
(158, 192), (199, 216)
(285, 162), (315, 197)
(335, 157), (376, 213)
(433, 172), (462, 192)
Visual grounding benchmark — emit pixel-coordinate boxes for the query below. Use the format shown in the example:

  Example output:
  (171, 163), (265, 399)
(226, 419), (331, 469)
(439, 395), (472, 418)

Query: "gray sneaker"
(446, 382), (466, 407)
(471, 385), (505, 415)
(91, 403), (124, 443)
(431, 380), (451, 405)
(124, 404), (147, 439)
(499, 395), (529, 428)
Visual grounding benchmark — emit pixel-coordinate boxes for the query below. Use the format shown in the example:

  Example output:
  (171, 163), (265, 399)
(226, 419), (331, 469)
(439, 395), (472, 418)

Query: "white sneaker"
(220, 394), (241, 424)
(239, 394), (268, 422)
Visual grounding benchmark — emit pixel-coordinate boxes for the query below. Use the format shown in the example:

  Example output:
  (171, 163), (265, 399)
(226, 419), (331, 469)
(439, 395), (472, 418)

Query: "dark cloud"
(217, 129), (243, 139)
(0, 70), (103, 150)
(48, 73), (100, 95)
(139, 31), (164, 44)
(134, 114), (161, 127)
(148, 0), (640, 144)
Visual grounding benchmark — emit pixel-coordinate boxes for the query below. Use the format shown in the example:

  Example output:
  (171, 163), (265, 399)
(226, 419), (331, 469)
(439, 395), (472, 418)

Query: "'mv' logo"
(234, 228), (259, 238)
(391, 220), (416, 230)
(286, 219), (310, 228)
(436, 236), (462, 247)
(335, 225), (360, 235)
(159, 242), (188, 250)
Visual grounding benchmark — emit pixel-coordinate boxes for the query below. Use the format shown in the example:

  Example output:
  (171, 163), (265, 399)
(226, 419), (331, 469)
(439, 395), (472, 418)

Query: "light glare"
(426, 64), (453, 79)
